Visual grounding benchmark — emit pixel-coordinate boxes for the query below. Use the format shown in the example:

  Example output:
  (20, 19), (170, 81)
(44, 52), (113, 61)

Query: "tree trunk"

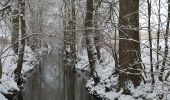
(159, 0), (170, 81)
(63, 0), (68, 51)
(0, 57), (2, 79)
(27, 0), (44, 50)
(156, 0), (161, 70)
(70, 0), (76, 66)
(94, 34), (101, 60)
(94, 0), (101, 60)
(11, 8), (19, 54)
(94, 13), (101, 60)
(118, 0), (142, 94)
(84, 0), (100, 85)
(14, 0), (26, 75)
(147, 0), (155, 85)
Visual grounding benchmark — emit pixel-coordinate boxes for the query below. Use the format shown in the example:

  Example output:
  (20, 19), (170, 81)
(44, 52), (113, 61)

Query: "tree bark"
(0, 56), (2, 79)
(11, 8), (19, 54)
(159, 0), (170, 81)
(70, 0), (76, 66)
(147, 0), (155, 85)
(84, 0), (100, 85)
(62, 0), (76, 68)
(94, 13), (101, 60)
(156, 0), (161, 70)
(14, 0), (26, 75)
(118, 0), (142, 93)
(94, 0), (101, 60)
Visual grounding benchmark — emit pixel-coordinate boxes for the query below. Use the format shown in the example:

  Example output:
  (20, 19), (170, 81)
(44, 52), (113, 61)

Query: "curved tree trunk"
(84, 0), (100, 85)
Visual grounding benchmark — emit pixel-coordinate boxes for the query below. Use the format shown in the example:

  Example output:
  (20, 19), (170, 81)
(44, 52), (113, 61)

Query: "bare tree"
(70, 0), (76, 66)
(26, 0), (48, 50)
(84, 0), (100, 85)
(0, 0), (11, 79)
(147, 0), (155, 85)
(156, 0), (161, 70)
(11, 5), (19, 54)
(63, 0), (76, 66)
(94, 0), (102, 60)
(14, 0), (26, 75)
(0, 56), (2, 79)
(118, 0), (142, 94)
(159, 0), (170, 81)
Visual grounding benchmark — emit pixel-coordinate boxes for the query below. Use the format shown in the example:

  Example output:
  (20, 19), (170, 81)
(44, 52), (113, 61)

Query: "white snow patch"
(76, 39), (170, 100)
(0, 45), (38, 94)
(0, 93), (7, 100)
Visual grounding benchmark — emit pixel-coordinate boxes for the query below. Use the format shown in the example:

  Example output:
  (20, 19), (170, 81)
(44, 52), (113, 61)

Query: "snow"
(0, 45), (38, 96)
(0, 93), (7, 100)
(76, 39), (170, 100)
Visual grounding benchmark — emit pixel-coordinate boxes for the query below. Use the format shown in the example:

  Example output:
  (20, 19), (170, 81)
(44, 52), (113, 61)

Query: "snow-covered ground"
(0, 93), (7, 100)
(76, 39), (170, 100)
(0, 45), (39, 99)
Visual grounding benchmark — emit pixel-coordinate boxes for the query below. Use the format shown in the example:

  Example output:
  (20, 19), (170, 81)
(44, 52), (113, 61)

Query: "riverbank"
(0, 45), (39, 99)
(76, 39), (170, 100)
(76, 48), (115, 99)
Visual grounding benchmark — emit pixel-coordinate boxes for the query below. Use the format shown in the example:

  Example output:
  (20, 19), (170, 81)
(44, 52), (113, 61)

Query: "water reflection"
(22, 54), (97, 100)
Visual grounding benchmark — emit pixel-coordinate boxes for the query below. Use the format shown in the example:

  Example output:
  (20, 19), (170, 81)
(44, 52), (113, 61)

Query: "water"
(22, 54), (97, 100)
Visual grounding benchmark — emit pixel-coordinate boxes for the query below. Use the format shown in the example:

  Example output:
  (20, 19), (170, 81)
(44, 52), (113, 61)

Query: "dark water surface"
(22, 54), (97, 100)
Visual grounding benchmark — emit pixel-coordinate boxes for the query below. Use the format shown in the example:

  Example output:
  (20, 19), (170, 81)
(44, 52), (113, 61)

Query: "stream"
(22, 53), (97, 100)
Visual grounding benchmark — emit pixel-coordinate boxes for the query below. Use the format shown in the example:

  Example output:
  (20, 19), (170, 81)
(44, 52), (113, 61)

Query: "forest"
(0, 0), (170, 100)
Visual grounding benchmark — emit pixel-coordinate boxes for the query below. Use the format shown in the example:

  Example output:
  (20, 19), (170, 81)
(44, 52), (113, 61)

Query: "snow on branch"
(0, 4), (11, 12)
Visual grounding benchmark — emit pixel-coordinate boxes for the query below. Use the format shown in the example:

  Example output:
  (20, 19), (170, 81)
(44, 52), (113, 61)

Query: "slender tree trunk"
(94, 0), (101, 60)
(113, 29), (119, 74)
(11, 8), (19, 54)
(63, 0), (72, 61)
(159, 0), (170, 81)
(118, 0), (142, 94)
(156, 0), (161, 70)
(112, 1), (119, 73)
(94, 13), (101, 60)
(0, 56), (2, 79)
(147, 0), (155, 85)
(63, 0), (67, 51)
(84, 0), (100, 85)
(63, 0), (76, 68)
(14, 0), (26, 75)
(70, 0), (76, 66)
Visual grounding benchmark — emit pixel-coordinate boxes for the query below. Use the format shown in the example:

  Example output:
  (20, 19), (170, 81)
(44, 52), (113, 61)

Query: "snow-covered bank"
(0, 45), (39, 99)
(0, 93), (7, 100)
(76, 40), (170, 100)
(76, 48), (117, 99)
